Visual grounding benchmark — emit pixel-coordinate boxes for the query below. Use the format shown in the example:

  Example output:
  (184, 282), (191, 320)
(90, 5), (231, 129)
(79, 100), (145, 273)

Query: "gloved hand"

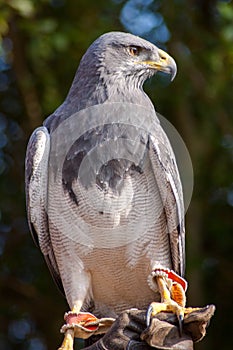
(84, 305), (215, 350)
(84, 309), (152, 350)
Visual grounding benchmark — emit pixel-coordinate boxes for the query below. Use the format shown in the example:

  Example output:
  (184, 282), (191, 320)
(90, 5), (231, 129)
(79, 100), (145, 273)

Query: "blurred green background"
(0, 0), (233, 349)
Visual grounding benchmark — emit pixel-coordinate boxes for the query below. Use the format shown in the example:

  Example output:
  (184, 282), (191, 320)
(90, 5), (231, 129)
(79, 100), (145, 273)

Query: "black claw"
(178, 314), (183, 337)
(146, 304), (153, 327)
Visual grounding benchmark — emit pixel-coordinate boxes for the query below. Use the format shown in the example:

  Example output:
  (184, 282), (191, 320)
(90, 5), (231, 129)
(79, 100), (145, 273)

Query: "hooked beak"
(141, 48), (177, 81)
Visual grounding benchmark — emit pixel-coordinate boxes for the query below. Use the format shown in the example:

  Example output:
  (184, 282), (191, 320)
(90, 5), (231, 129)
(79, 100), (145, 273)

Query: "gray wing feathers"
(25, 127), (50, 251)
(149, 126), (185, 277)
(25, 127), (64, 294)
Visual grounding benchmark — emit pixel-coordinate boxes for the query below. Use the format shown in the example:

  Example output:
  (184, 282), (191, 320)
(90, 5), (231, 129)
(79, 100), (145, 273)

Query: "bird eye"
(128, 46), (140, 56)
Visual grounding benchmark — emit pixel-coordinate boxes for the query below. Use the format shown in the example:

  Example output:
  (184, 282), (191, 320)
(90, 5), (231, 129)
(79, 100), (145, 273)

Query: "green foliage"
(0, 1), (233, 349)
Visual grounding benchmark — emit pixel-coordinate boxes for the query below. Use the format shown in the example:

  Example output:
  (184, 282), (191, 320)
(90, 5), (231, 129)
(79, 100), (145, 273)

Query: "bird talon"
(177, 312), (184, 336)
(146, 300), (186, 336)
(146, 303), (153, 327)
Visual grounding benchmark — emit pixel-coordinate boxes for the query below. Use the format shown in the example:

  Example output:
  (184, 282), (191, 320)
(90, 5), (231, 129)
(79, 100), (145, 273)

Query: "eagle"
(25, 32), (192, 349)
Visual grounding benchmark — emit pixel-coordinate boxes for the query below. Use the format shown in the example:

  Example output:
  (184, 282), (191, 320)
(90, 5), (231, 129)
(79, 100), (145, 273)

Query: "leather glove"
(84, 305), (215, 350)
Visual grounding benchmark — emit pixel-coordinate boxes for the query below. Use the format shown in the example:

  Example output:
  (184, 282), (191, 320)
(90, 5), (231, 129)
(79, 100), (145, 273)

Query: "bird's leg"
(147, 275), (185, 333)
(58, 328), (74, 350)
(58, 300), (98, 350)
(147, 268), (201, 335)
(58, 304), (80, 350)
(58, 269), (102, 349)
(58, 305), (115, 349)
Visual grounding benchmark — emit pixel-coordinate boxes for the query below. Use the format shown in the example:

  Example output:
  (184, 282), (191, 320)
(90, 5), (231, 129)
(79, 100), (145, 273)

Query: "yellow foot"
(147, 300), (201, 335)
(58, 329), (74, 350)
(147, 269), (201, 335)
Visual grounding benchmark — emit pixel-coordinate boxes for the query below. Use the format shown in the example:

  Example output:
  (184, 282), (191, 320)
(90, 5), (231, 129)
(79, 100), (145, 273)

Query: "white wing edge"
(25, 126), (50, 252)
(25, 126), (64, 294)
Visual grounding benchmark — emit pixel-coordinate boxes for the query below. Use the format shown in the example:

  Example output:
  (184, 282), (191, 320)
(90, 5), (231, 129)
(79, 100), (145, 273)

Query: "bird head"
(80, 32), (177, 86)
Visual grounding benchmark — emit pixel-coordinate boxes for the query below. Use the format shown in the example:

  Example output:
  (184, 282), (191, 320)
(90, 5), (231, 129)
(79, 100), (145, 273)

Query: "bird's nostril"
(160, 55), (167, 61)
